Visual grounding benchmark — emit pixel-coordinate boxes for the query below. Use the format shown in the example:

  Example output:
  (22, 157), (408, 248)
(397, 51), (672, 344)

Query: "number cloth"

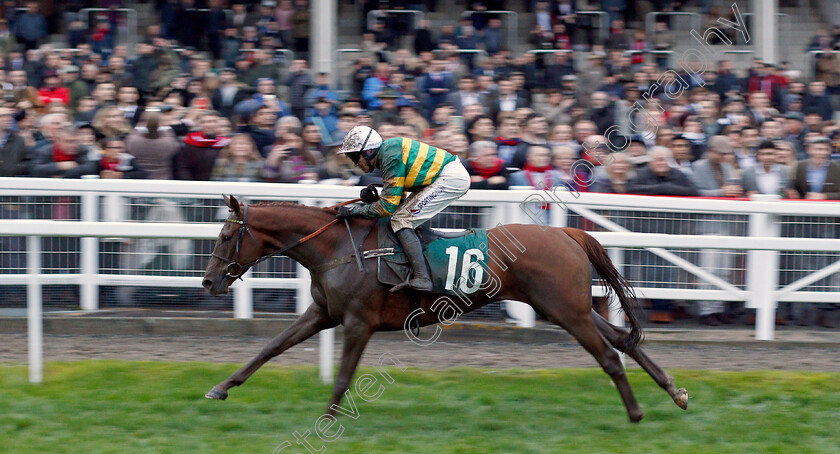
(377, 219), (489, 296)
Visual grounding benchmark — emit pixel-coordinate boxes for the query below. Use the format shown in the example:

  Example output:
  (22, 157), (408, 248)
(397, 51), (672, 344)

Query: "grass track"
(2, 360), (839, 453)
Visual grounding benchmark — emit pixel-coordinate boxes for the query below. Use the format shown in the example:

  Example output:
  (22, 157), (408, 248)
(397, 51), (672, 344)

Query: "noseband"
(211, 203), (262, 279)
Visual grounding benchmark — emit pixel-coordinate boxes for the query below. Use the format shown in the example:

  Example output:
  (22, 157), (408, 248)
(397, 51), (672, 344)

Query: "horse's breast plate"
(376, 219), (490, 296)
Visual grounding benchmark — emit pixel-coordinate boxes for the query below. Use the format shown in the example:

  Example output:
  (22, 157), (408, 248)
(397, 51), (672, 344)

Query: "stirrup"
(390, 276), (433, 293)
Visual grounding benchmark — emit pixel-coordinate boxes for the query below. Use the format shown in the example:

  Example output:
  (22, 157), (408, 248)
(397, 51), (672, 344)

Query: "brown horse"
(202, 195), (688, 423)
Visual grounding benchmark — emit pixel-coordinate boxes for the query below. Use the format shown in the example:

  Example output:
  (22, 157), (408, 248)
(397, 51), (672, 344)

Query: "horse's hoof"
(674, 388), (689, 410)
(205, 387), (228, 400)
(629, 411), (644, 423)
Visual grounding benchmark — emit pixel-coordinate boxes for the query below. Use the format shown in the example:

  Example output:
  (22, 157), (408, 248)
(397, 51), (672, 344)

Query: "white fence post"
(304, 195), (332, 383)
(233, 270), (253, 319)
(748, 194), (780, 340)
(504, 201), (536, 328)
(607, 247), (625, 328)
(80, 192), (98, 311)
(319, 328), (334, 384)
(27, 235), (42, 384)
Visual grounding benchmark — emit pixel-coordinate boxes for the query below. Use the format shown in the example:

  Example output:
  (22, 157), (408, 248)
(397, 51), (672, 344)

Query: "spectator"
(371, 87), (401, 127)
(625, 147), (699, 323)
(786, 136), (840, 200)
(448, 133), (470, 161)
(291, 0), (311, 57)
(131, 42), (159, 96)
(548, 123), (576, 148)
(421, 60), (454, 119)
(262, 132), (320, 182)
(0, 105), (28, 176)
(319, 148), (360, 185)
(211, 134), (264, 182)
(116, 86), (143, 127)
(690, 135), (745, 325)
(211, 68), (250, 119)
(37, 70), (69, 107)
(238, 105), (277, 156)
(28, 126), (97, 178)
(58, 66), (88, 113)
(484, 18), (504, 55)
(467, 115), (495, 143)
(125, 111), (181, 180)
(628, 146), (698, 196)
(803, 81), (832, 121)
(539, 89), (574, 127)
(509, 144), (561, 188)
(300, 122), (326, 162)
(465, 140), (510, 190)
(177, 111), (231, 181)
(670, 134), (694, 176)
(95, 137), (148, 180)
(495, 114), (527, 167)
(447, 75), (485, 116)
(15, 1), (46, 51)
(399, 103), (429, 134)
(691, 136), (744, 198)
(551, 145), (589, 192)
(308, 97), (338, 144)
(592, 152), (632, 193)
(413, 19), (436, 55)
(521, 113), (549, 148)
(743, 140), (789, 195)
(92, 105), (131, 141)
(786, 136), (840, 327)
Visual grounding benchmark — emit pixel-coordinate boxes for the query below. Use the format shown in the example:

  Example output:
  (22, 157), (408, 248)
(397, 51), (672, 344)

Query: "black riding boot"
(391, 228), (433, 292)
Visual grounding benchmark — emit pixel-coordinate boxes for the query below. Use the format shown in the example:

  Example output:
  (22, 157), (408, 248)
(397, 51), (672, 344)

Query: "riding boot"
(390, 228), (433, 293)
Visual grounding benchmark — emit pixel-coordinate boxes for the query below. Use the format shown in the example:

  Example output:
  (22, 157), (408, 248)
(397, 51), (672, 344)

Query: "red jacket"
(37, 86), (70, 106)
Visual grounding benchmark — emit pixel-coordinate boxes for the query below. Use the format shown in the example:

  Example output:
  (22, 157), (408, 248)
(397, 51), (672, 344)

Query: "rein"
(212, 198), (361, 279)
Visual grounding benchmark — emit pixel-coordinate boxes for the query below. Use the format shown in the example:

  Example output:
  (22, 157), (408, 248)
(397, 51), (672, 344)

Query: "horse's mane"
(251, 201), (338, 214)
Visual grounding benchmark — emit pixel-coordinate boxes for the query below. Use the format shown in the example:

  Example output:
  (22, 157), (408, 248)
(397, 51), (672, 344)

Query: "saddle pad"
(376, 219), (490, 295)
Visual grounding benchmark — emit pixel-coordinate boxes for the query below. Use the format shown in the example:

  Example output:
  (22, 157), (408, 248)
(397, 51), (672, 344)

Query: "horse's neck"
(252, 205), (372, 269)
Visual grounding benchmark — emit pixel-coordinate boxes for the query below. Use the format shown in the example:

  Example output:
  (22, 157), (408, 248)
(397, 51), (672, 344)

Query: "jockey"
(336, 125), (471, 292)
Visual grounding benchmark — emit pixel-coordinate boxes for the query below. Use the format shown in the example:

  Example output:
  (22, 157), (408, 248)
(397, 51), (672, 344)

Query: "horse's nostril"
(202, 279), (213, 290)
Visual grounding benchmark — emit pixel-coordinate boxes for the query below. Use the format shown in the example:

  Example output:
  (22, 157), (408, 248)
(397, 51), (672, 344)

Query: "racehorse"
(202, 195), (688, 423)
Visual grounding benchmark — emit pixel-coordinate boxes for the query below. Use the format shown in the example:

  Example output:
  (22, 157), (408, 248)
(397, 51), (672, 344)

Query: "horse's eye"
(221, 235), (232, 242)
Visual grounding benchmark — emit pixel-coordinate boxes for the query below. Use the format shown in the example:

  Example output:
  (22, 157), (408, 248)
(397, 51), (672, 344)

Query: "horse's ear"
(224, 195), (241, 216)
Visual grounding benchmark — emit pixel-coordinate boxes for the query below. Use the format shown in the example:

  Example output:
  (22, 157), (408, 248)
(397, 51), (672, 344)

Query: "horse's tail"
(562, 227), (643, 351)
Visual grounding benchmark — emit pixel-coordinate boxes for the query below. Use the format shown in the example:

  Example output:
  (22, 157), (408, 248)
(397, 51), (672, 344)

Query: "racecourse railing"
(1, 179), (840, 344)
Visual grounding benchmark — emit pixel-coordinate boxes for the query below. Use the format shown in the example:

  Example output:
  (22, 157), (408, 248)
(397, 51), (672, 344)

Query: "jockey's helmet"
(338, 125), (382, 162)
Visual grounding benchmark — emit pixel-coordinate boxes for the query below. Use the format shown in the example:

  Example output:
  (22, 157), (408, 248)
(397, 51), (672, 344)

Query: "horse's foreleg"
(324, 316), (373, 417)
(205, 303), (337, 400)
(591, 310), (688, 410)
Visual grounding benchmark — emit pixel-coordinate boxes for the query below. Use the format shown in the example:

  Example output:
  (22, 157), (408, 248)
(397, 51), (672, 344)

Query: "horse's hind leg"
(205, 303), (337, 400)
(592, 310), (688, 410)
(536, 298), (644, 422)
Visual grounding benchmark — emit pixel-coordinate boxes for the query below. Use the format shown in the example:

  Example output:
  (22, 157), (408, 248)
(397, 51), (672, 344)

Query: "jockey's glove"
(360, 184), (379, 204)
(336, 206), (353, 219)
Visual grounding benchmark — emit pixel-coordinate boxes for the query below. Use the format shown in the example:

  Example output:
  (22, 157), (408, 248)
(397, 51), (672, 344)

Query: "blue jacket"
(15, 12), (47, 42)
(362, 77), (385, 109)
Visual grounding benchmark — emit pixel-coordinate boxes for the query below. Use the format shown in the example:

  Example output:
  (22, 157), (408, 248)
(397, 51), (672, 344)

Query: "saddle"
(373, 219), (489, 296)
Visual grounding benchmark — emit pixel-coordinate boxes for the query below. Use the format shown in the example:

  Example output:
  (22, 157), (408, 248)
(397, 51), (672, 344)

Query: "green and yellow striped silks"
(351, 137), (457, 218)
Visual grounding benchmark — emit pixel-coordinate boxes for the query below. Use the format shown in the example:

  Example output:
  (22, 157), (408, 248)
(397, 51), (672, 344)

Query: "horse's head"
(203, 195), (266, 296)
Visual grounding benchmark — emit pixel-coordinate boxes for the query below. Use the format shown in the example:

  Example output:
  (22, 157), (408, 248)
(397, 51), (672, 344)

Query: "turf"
(1, 361), (838, 453)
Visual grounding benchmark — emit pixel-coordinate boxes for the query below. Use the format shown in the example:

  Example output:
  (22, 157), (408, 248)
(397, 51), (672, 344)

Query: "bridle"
(211, 199), (358, 280)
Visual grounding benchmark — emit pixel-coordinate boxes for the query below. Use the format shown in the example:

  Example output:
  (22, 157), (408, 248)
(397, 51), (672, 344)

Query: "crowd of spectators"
(1, 0), (839, 327)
